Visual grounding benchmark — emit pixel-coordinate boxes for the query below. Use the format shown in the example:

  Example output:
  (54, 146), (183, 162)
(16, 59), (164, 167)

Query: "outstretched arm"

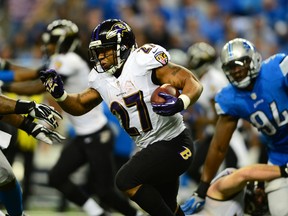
(57, 88), (102, 116)
(40, 69), (102, 116)
(0, 59), (40, 82)
(0, 114), (65, 145)
(2, 79), (45, 96)
(200, 115), (238, 191)
(0, 94), (62, 128)
(10, 64), (39, 81)
(209, 164), (283, 200)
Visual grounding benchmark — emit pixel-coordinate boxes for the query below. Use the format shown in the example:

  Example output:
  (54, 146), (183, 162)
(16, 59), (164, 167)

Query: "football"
(150, 84), (180, 103)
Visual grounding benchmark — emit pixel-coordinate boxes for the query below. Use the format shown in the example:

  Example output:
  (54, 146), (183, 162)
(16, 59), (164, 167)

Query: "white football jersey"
(49, 52), (107, 135)
(88, 44), (186, 148)
(197, 66), (228, 120)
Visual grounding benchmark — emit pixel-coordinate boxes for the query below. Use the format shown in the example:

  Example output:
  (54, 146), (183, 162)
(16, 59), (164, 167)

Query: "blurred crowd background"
(0, 0), (288, 65)
(0, 0), (287, 214)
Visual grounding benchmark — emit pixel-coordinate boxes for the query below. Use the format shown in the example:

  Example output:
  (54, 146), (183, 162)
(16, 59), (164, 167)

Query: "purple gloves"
(151, 92), (184, 116)
(40, 69), (65, 99)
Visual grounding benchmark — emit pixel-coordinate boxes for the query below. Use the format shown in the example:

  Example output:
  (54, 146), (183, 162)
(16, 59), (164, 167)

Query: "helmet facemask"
(222, 56), (253, 88)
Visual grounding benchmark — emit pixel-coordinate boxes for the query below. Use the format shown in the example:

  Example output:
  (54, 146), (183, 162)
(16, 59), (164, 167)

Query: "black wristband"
(280, 165), (288, 177)
(0, 60), (10, 70)
(19, 116), (36, 135)
(196, 180), (210, 198)
(1, 83), (10, 92)
(177, 98), (185, 112)
(15, 100), (34, 114)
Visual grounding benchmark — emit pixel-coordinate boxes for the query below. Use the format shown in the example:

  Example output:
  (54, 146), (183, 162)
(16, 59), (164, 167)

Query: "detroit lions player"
(39, 19), (203, 215)
(181, 38), (288, 216)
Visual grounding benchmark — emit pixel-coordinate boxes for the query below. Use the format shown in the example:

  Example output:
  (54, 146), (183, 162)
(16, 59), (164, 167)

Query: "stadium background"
(0, 0), (287, 215)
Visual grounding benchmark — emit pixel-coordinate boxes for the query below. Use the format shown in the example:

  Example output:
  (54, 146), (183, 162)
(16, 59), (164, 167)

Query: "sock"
(131, 184), (174, 216)
(0, 180), (23, 216)
(82, 198), (104, 216)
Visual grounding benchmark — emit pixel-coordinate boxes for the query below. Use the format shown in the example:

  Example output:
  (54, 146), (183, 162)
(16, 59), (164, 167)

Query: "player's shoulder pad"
(262, 53), (286, 66)
(262, 53), (288, 79)
(214, 85), (236, 115)
(134, 43), (171, 70)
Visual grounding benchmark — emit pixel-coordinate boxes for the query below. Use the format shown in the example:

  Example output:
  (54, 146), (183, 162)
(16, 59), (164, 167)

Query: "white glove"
(30, 123), (65, 145)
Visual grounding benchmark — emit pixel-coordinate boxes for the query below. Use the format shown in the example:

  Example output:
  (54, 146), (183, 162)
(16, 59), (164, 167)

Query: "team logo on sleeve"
(154, 51), (168, 65)
(54, 60), (62, 70)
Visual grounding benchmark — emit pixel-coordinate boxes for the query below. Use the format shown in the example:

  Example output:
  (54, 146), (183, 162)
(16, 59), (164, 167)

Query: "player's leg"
(155, 179), (185, 216)
(116, 129), (193, 215)
(0, 150), (23, 216)
(85, 124), (138, 216)
(48, 137), (104, 216)
(265, 178), (288, 216)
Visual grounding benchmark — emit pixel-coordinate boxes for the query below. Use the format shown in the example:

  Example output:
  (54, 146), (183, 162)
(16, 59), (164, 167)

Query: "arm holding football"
(154, 62), (203, 107)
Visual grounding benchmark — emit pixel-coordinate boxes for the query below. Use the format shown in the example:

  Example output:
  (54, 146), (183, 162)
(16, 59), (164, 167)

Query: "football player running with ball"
(40, 19), (202, 216)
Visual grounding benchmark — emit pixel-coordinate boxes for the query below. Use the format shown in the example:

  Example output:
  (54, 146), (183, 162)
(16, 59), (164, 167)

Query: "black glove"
(15, 100), (63, 129)
(280, 164), (288, 177)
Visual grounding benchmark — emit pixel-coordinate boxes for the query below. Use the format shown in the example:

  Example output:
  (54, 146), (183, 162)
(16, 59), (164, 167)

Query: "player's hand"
(28, 102), (63, 128)
(40, 69), (65, 99)
(180, 193), (205, 214)
(30, 123), (65, 144)
(151, 92), (184, 116)
(15, 100), (63, 129)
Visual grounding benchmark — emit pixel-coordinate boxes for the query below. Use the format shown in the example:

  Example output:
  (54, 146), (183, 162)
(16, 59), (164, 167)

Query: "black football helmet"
(88, 19), (137, 75)
(42, 19), (80, 55)
(187, 42), (217, 78)
(244, 181), (269, 216)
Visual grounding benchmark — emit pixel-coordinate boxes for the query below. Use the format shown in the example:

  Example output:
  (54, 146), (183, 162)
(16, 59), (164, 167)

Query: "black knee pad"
(115, 168), (131, 191)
